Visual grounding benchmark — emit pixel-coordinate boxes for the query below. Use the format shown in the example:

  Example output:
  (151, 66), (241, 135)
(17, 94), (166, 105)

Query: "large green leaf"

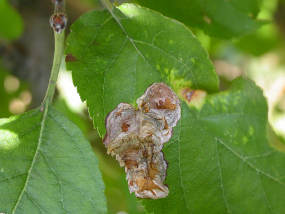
(0, 106), (107, 213)
(142, 76), (285, 213)
(135, 0), (265, 39)
(65, 3), (285, 213)
(65, 4), (219, 136)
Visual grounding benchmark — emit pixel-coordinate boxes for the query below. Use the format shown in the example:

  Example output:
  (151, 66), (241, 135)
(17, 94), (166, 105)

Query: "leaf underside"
(65, 3), (285, 214)
(0, 107), (107, 214)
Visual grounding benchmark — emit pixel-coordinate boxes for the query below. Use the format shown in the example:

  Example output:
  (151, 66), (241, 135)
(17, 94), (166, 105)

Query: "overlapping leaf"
(0, 0), (23, 40)
(142, 77), (285, 213)
(135, 0), (265, 39)
(65, 3), (285, 213)
(0, 106), (107, 213)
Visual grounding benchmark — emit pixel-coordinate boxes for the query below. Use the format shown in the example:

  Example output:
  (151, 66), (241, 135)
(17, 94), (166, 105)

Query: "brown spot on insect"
(143, 105), (149, 113)
(140, 101), (150, 113)
(124, 158), (139, 169)
(65, 53), (78, 62)
(115, 108), (124, 117)
(164, 120), (169, 130)
(180, 87), (207, 108)
(103, 82), (181, 199)
(137, 82), (181, 128)
(156, 97), (177, 110)
(148, 163), (159, 179)
(122, 122), (130, 132)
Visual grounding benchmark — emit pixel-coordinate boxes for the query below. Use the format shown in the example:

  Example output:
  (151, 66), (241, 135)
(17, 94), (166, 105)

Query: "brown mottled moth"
(103, 82), (181, 199)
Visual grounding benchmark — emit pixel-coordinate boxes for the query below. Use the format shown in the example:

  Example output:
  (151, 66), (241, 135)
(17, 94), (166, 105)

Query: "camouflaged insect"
(103, 82), (181, 199)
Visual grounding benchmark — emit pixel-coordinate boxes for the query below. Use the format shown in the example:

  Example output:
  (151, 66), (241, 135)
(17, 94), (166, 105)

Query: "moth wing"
(137, 82), (181, 128)
(103, 103), (137, 148)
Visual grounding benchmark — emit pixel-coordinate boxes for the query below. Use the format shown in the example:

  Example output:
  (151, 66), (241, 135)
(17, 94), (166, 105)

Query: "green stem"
(100, 0), (113, 13)
(42, 31), (65, 107)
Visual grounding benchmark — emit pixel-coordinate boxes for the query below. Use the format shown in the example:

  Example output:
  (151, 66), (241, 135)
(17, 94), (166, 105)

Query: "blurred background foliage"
(0, 0), (285, 213)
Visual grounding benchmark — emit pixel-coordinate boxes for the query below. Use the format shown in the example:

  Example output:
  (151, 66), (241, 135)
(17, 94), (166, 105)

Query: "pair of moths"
(104, 82), (181, 199)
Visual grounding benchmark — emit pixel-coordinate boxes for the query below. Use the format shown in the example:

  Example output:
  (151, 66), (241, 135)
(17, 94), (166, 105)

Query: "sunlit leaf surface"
(0, 106), (107, 214)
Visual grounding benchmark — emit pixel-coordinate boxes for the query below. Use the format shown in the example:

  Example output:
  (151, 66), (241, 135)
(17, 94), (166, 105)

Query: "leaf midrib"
(11, 107), (48, 213)
(107, 5), (163, 81)
(111, 5), (201, 90)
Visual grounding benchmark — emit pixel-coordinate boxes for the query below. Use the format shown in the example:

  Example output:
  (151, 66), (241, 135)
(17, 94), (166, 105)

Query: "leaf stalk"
(42, 32), (65, 106)
(42, 0), (67, 108)
(100, 0), (113, 13)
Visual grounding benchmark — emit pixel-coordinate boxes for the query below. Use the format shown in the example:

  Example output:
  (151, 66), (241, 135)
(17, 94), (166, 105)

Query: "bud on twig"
(50, 13), (68, 34)
(50, 0), (67, 33)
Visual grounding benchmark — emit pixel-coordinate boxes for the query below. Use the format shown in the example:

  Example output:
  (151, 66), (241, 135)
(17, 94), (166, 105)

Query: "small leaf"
(135, 0), (266, 39)
(0, 106), (107, 213)
(65, 3), (219, 136)
(0, 0), (24, 40)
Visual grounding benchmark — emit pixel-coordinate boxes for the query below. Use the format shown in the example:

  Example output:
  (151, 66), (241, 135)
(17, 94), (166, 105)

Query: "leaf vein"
(176, 118), (192, 214)
(25, 191), (45, 214)
(245, 151), (277, 160)
(133, 53), (138, 107)
(217, 139), (285, 187)
(257, 170), (273, 213)
(132, 40), (198, 88)
(79, 15), (112, 61)
(39, 149), (65, 213)
(48, 111), (102, 212)
(0, 172), (28, 182)
(11, 109), (46, 213)
(102, 37), (128, 119)
(109, 9), (161, 82)
(216, 139), (232, 214)
(0, 123), (41, 145)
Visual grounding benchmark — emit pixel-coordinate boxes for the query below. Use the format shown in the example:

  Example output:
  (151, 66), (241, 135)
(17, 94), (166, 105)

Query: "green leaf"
(53, 97), (89, 135)
(0, 0), (24, 40)
(0, 106), (107, 213)
(135, 0), (265, 39)
(65, 3), (219, 136)
(65, 3), (285, 213)
(142, 76), (285, 213)
(234, 23), (281, 56)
